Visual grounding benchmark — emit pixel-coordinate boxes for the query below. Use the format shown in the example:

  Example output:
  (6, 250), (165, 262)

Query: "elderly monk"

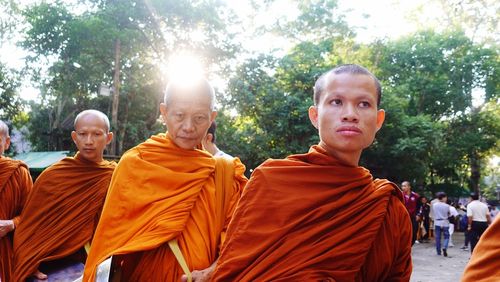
(212, 64), (413, 281)
(12, 110), (116, 281)
(0, 120), (33, 282)
(83, 78), (247, 282)
(462, 215), (500, 281)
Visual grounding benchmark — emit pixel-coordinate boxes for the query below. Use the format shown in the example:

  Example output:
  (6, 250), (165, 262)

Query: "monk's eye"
(175, 113), (184, 120)
(330, 99), (342, 106)
(194, 115), (207, 123)
(359, 101), (371, 108)
(94, 132), (103, 136)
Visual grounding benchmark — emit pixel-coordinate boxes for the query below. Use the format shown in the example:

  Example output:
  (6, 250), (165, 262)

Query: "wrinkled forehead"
(167, 90), (213, 111)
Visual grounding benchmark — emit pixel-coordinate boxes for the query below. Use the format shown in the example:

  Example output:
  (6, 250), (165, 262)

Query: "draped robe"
(0, 157), (33, 282)
(12, 154), (115, 281)
(83, 133), (247, 281)
(213, 145), (412, 282)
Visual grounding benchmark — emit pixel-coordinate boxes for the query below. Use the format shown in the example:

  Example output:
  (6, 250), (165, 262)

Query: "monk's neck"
(318, 142), (361, 167)
(76, 153), (104, 164)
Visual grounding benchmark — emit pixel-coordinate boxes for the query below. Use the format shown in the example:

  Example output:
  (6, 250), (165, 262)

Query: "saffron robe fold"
(12, 153), (116, 282)
(462, 215), (500, 281)
(213, 145), (412, 282)
(0, 157), (33, 282)
(83, 133), (247, 281)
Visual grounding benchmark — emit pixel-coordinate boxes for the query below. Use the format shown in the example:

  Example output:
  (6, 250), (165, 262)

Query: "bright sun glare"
(165, 53), (205, 86)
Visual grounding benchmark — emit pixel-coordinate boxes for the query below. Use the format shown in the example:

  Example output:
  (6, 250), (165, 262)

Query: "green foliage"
(22, 0), (238, 154)
(376, 30), (496, 119)
(0, 64), (22, 121)
(271, 0), (353, 42)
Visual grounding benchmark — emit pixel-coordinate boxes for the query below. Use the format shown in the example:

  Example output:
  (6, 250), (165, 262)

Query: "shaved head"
(0, 120), (10, 155)
(164, 78), (216, 111)
(74, 110), (110, 132)
(0, 120), (8, 137)
(401, 181), (411, 193)
(314, 64), (381, 107)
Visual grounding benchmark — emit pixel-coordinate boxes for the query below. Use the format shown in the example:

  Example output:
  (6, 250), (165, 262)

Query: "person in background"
(448, 201), (459, 247)
(417, 196), (431, 243)
(460, 204), (471, 251)
(432, 192), (450, 257)
(402, 181), (420, 245)
(467, 192), (491, 253)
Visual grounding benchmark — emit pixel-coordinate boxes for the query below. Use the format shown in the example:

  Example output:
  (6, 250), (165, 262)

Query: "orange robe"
(0, 157), (33, 282)
(83, 133), (247, 281)
(213, 145), (412, 282)
(12, 153), (116, 281)
(462, 215), (500, 281)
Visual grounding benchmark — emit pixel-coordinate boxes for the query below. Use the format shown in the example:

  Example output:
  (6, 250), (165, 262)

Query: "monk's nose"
(341, 104), (359, 122)
(182, 119), (195, 132)
(85, 134), (94, 144)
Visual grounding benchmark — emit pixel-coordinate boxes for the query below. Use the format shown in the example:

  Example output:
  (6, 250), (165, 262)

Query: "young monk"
(83, 78), (247, 281)
(12, 110), (116, 281)
(212, 64), (413, 281)
(0, 120), (33, 282)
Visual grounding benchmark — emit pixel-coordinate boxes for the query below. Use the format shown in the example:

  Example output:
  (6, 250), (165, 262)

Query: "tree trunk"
(469, 151), (481, 195)
(118, 92), (132, 154)
(110, 38), (121, 156)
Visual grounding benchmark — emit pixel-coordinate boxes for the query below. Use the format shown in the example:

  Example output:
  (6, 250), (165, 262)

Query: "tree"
(22, 0), (239, 154)
(0, 64), (22, 122)
(374, 29), (499, 195)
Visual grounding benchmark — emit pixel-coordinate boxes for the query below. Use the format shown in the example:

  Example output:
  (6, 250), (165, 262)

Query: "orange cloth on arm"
(0, 157), (33, 282)
(462, 215), (500, 281)
(12, 153), (116, 281)
(213, 145), (412, 282)
(82, 133), (246, 281)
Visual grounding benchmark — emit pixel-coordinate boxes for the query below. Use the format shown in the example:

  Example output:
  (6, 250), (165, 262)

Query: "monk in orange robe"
(12, 110), (116, 281)
(83, 79), (247, 281)
(0, 120), (33, 282)
(462, 215), (500, 281)
(213, 64), (413, 281)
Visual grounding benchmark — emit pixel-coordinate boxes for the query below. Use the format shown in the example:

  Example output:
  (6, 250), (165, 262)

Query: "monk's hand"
(181, 263), (216, 282)
(0, 220), (15, 238)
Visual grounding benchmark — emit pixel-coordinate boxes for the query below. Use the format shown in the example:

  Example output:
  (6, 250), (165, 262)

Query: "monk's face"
(0, 133), (10, 155)
(309, 73), (385, 159)
(160, 92), (217, 150)
(71, 114), (113, 163)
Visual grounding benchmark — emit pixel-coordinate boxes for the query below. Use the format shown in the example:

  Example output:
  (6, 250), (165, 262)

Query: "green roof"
(15, 151), (70, 172)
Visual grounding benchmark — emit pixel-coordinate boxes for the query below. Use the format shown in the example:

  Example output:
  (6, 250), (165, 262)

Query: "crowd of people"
(1, 64), (499, 281)
(402, 184), (496, 255)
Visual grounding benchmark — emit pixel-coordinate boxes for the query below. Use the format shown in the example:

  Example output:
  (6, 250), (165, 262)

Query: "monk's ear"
(206, 133), (214, 143)
(159, 103), (168, 123)
(375, 109), (385, 132)
(308, 106), (319, 129)
(71, 131), (77, 144)
(4, 136), (10, 151)
(210, 111), (217, 123)
(106, 132), (114, 145)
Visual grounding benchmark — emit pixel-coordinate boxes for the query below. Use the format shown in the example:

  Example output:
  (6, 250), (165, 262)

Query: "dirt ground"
(29, 231), (472, 281)
(411, 231), (471, 282)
